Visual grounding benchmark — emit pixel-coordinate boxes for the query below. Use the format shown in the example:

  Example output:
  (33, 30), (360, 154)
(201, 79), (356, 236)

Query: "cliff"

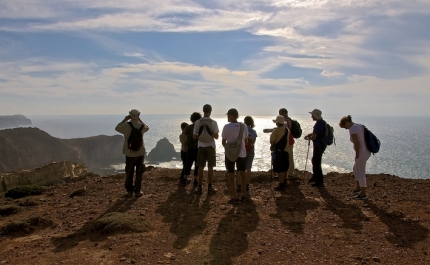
(0, 127), (124, 174)
(0, 161), (87, 192)
(0, 114), (31, 129)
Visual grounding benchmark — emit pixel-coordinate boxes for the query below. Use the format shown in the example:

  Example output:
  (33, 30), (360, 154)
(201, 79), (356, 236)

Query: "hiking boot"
(353, 194), (368, 200)
(208, 186), (217, 195)
(135, 191), (144, 198)
(193, 179), (198, 187)
(236, 184), (242, 192)
(352, 190), (361, 195)
(195, 185), (203, 195)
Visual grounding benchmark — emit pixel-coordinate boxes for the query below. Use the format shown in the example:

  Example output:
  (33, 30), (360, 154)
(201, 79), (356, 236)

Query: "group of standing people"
(115, 106), (372, 201)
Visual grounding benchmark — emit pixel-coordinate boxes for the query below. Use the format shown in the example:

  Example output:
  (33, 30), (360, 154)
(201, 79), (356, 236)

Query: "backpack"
(274, 128), (289, 151)
(225, 123), (244, 162)
(245, 127), (254, 152)
(198, 118), (214, 143)
(290, 119), (302, 138)
(127, 122), (144, 151)
(321, 120), (335, 146)
(363, 125), (381, 154)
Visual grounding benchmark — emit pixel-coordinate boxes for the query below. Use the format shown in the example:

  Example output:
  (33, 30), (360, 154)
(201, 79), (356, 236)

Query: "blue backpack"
(363, 125), (380, 154)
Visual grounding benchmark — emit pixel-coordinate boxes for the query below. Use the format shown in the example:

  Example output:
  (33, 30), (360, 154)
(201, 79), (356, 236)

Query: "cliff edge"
(0, 127), (124, 174)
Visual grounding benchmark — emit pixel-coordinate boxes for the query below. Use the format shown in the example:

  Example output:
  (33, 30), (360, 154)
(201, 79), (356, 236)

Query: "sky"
(0, 0), (429, 117)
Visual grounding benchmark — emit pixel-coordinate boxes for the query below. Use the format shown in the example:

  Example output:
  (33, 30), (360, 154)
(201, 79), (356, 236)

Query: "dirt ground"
(1, 167), (430, 265)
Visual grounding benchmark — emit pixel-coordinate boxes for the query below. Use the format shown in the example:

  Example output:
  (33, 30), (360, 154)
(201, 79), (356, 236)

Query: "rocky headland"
(0, 127), (124, 174)
(0, 165), (429, 265)
(0, 115), (31, 129)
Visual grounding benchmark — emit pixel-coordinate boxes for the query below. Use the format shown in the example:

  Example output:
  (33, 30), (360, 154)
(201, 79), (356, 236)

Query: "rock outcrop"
(0, 127), (124, 174)
(0, 115), (31, 129)
(0, 161), (87, 192)
(146, 138), (180, 162)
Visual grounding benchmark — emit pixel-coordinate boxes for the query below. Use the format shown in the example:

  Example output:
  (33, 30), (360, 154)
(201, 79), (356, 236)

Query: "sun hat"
(309, 109), (322, 120)
(273, 115), (285, 124)
(129, 109), (140, 119)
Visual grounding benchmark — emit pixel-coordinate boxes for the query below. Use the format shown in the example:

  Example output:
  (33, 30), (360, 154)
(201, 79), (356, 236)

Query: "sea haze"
(26, 114), (430, 179)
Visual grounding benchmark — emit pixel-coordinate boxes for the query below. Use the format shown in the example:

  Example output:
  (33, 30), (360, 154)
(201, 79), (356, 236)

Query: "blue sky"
(1, 0), (429, 116)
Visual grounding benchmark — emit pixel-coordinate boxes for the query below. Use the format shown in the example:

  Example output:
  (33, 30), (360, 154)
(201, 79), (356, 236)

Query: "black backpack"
(274, 128), (288, 151)
(321, 120), (335, 146)
(127, 122), (144, 151)
(363, 125), (380, 154)
(290, 119), (302, 138)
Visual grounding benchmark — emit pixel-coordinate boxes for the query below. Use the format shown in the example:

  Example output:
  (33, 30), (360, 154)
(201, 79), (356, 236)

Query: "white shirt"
(221, 122), (248, 158)
(193, 117), (219, 148)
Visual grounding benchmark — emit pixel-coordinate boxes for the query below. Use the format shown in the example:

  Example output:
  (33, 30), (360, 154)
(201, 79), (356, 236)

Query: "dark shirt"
(312, 119), (326, 148)
(184, 124), (198, 149)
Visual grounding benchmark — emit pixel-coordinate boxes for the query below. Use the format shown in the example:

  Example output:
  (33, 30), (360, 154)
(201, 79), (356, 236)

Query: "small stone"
(120, 257), (127, 262)
(373, 257), (381, 262)
(130, 259), (137, 264)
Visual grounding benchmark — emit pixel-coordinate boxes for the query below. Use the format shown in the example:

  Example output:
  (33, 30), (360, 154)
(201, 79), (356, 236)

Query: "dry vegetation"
(1, 167), (430, 265)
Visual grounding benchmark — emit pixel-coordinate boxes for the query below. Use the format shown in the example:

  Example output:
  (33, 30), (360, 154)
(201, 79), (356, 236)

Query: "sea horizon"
(4, 114), (430, 180)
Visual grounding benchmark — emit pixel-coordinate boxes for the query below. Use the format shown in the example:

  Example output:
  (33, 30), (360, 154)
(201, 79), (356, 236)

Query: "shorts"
(197, 146), (216, 168)
(273, 150), (289, 173)
(245, 150), (255, 169)
(225, 156), (246, 173)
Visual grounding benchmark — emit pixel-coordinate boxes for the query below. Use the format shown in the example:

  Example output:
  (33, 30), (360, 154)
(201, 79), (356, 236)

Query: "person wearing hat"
(222, 108), (249, 202)
(193, 104), (219, 195)
(304, 109), (326, 187)
(279, 108), (296, 178)
(115, 109), (149, 197)
(270, 115), (291, 191)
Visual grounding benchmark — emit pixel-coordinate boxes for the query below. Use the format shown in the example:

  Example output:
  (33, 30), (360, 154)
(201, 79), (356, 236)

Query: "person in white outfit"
(339, 115), (371, 200)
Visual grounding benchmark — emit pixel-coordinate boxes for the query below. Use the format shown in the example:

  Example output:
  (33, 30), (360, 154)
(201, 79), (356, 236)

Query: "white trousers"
(353, 150), (371, 187)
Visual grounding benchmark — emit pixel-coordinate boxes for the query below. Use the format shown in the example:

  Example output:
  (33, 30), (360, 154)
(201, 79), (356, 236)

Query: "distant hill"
(0, 127), (124, 174)
(0, 115), (32, 129)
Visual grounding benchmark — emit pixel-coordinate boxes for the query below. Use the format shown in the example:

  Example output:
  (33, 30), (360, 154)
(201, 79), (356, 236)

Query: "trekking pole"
(303, 139), (311, 181)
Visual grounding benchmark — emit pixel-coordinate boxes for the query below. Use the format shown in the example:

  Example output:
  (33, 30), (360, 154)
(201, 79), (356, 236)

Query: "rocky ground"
(0, 167), (430, 265)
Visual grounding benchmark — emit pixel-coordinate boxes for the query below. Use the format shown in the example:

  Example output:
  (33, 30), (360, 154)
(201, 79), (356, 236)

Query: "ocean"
(26, 114), (430, 180)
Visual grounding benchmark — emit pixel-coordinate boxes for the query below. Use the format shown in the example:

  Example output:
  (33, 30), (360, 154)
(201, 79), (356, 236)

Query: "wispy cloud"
(0, 0), (430, 115)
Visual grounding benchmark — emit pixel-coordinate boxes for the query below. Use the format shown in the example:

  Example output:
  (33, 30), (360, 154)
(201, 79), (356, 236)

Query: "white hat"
(129, 109), (140, 119)
(309, 109), (322, 120)
(273, 115), (285, 124)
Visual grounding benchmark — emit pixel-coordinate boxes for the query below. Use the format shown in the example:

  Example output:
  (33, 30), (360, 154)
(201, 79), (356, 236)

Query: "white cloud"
(321, 70), (343, 77)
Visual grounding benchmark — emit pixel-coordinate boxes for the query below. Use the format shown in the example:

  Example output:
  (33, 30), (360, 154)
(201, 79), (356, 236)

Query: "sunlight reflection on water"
(29, 114), (430, 179)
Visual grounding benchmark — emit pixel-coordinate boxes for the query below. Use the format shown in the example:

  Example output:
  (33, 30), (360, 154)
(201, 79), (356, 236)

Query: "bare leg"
(208, 167), (213, 184)
(240, 171), (247, 197)
(228, 172), (237, 198)
(198, 167), (204, 185)
(360, 187), (367, 196)
(279, 172), (285, 185)
(246, 168), (251, 185)
(355, 180), (360, 191)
